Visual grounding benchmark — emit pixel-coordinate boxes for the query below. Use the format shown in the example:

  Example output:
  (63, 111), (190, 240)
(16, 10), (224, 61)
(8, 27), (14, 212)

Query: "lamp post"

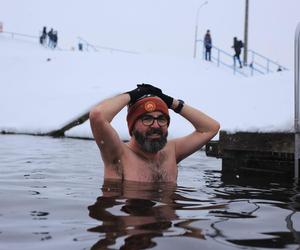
(193, 1), (208, 59)
(243, 0), (249, 66)
(294, 22), (300, 181)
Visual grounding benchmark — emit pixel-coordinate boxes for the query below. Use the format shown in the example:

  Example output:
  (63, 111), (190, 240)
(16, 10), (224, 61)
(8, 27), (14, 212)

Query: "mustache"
(146, 128), (163, 136)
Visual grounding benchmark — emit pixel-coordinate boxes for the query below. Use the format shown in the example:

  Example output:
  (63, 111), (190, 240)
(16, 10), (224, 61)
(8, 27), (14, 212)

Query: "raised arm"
(170, 99), (220, 163)
(89, 85), (153, 165)
(89, 93), (130, 166)
(137, 85), (220, 163)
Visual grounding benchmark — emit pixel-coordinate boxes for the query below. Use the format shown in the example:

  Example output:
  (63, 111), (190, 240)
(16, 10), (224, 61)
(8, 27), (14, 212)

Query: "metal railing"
(248, 49), (288, 76)
(0, 30), (38, 41)
(0, 30), (67, 50)
(0, 30), (140, 55)
(197, 39), (288, 77)
(294, 22), (300, 181)
(77, 37), (139, 55)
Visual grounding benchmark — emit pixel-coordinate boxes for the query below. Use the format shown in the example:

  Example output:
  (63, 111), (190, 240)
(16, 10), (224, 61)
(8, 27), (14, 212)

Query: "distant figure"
(52, 31), (58, 48)
(39, 34), (44, 45)
(277, 66), (282, 72)
(42, 26), (47, 41)
(232, 37), (243, 68)
(48, 28), (54, 48)
(203, 30), (212, 61)
(39, 26), (47, 45)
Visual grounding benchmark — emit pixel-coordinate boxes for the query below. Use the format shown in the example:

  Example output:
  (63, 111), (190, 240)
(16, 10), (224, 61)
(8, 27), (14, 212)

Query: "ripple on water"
(0, 134), (300, 250)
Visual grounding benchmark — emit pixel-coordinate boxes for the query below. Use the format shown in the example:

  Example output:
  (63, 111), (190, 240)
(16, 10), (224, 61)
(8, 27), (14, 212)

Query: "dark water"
(0, 134), (299, 250)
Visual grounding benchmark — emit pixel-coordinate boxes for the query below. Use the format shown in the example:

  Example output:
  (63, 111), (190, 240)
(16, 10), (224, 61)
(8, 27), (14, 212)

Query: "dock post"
(294, 22), (300, 181)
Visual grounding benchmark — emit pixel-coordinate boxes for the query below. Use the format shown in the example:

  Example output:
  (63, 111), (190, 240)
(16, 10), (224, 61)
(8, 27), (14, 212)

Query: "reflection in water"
(30, 210), (49, 220)
(88, 180), (225, 249)
(2, 135), (300, 249)
(207, 172), (300, 249)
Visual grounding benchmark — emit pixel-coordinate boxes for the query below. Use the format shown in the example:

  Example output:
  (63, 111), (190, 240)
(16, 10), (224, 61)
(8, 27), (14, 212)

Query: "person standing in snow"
(39, 26), (47, 45)
(52, 31), (58, 48)
(232, 37), (243, 68)
(48, 28), (54, 48)
(204, 30), (212, 61)
(89, 83), (220, 183)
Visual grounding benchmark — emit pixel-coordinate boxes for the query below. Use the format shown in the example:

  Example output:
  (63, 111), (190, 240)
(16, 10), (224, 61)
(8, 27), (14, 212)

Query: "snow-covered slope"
(0, 36), (293, 140)
(1, 0), (299, 68)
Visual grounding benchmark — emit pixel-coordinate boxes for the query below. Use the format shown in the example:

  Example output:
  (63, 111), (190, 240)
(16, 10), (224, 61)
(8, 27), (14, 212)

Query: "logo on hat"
(144, 101), (156, 112)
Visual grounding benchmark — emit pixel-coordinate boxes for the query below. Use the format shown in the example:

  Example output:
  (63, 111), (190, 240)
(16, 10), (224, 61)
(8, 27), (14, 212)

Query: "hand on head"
(127, 83), (173, 108)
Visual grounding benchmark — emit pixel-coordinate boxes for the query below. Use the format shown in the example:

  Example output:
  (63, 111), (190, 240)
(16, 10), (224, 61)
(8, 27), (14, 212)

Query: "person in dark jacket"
(203, 30), (212, 61)
(52, 31), (58, 48)
(39, 26), (47, 45)
(232, 37), (243, 68)
(48, 28), (54, 48)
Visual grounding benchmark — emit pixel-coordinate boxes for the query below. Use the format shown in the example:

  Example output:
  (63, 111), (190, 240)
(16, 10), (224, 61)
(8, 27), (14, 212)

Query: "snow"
(1, 0), (299, 67)
(0, 0), (298, 141)
(0, 35), (294, 141)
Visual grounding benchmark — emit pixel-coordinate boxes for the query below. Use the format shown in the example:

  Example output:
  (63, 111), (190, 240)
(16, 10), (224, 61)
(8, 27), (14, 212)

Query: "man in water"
(89, 84), (220, 183)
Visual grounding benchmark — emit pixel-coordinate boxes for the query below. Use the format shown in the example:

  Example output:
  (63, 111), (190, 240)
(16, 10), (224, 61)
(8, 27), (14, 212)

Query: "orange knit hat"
(127, 96), (170, 135)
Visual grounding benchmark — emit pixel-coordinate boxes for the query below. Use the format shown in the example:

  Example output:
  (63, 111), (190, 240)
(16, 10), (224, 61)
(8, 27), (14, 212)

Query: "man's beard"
(133, 128), (168, 153)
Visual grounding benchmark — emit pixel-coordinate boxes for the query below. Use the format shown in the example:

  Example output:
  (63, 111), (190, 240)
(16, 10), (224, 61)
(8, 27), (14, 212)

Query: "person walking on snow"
(232, 37), (243, 68)
(204, 30), (212, 61)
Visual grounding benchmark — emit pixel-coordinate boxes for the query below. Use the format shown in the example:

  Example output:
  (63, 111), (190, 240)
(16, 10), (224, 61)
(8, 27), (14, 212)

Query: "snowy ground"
(0, 35), (293, 141)
(1, 0), (299, 68)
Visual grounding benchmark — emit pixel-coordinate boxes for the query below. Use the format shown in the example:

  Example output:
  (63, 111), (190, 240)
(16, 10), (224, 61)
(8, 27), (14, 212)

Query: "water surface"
(0, 134), (299, 250)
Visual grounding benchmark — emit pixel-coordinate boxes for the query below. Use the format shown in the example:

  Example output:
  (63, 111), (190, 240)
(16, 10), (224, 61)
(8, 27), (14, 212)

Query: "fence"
(77, 37), (139, 55)
(0, 30), (68, 51)
(197, 39), (288, 77)
(0, 31), (38, 42)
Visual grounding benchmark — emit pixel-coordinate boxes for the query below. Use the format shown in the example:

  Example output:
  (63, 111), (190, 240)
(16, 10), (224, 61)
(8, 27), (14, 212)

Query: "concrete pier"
(206, 131), (294, 177)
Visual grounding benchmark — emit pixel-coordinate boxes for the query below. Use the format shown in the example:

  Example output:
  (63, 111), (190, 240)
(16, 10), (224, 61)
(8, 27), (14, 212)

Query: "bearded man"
(89, 84), (220, 183)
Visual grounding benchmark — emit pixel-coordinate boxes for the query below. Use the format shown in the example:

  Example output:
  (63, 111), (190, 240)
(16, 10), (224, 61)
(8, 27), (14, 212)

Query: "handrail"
(196, 39), (288, 77)
(77, 37), (98, 51)
(249, 62), (266, 74)
(198, 39), (247, 76)
(294, 22), (300, 181)
(94, 45), (139, 55)
(77, 36), (139, 55)
(0, 30), (65, 50)
(0, 30), (139, 55)
(0, 31), (38, 40)
(252, 60), (269, 71)
(248, 49), (287, 70)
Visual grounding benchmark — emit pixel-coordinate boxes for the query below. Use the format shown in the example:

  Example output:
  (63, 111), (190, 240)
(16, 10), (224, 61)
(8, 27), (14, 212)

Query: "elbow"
(214, 121), (221, 133)
(210, 121), (220, 136)
(89, 106), (105, 125)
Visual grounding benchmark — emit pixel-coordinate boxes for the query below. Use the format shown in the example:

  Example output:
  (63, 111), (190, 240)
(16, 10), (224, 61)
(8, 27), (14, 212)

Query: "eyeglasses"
(140, 115), (169, 127)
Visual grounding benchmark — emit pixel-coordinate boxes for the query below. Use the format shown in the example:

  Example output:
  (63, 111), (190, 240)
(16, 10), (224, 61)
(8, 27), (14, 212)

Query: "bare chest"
(123, 151), (178, 183)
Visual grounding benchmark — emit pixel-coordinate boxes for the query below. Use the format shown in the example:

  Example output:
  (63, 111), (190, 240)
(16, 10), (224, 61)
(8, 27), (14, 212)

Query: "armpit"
(111, 158), (123, 177)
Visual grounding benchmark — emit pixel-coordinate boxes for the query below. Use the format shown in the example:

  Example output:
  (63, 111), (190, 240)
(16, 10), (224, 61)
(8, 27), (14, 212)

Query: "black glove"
(137, 83), (162, 96)
(127, 83), (174, 108)
(158, 92), (173, 108)
(126, 84), (152, 104)
(139, 83), (174, 108)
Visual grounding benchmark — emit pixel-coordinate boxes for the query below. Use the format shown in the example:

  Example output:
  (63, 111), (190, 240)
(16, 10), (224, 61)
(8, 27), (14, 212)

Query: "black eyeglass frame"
(140, 114), (170, 127)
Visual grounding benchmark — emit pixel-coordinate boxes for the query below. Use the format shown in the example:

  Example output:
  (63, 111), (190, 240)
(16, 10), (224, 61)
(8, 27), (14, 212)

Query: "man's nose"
(151, 119), (160, 128)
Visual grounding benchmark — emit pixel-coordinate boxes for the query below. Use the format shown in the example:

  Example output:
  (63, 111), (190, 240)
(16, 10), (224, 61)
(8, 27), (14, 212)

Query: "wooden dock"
(206, 131), (294, 177)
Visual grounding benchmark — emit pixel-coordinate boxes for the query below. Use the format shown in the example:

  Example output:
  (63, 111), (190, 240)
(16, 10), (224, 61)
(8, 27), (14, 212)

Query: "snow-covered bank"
(1, 0), (299, 68)
(0, 37), (293, 140)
